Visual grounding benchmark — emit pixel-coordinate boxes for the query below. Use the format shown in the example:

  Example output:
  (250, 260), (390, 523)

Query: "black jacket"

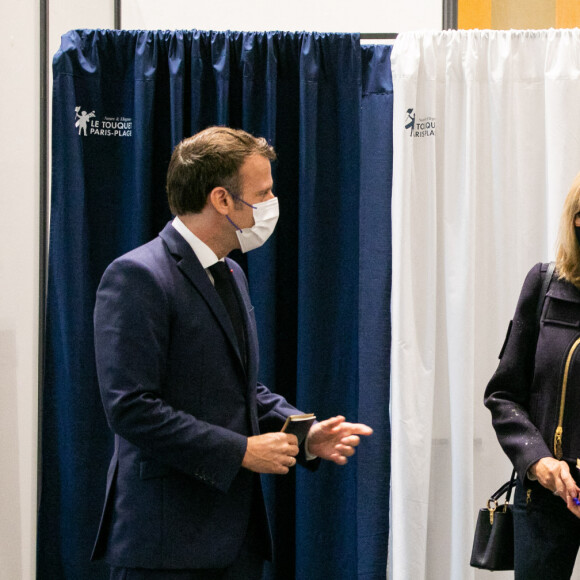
(485, 262), (580, 483)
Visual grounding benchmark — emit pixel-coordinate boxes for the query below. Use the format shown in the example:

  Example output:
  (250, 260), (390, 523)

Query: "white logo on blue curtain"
(405, 108), (436, 138)
(74, 106), (133, 137)
(75, 107), (95, 136)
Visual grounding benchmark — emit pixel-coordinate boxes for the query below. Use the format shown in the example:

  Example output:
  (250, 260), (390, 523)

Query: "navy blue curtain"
(40, 30), (392, 580)
(358, 44), (392, 579)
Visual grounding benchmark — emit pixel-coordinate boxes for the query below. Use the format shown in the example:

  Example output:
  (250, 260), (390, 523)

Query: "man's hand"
(530, 457), (580, 516)
(307, 415), (373, 465)
(242, 432), (299, 474)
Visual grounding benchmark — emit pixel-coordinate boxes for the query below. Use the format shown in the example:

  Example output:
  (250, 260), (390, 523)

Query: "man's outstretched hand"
(307, 416), (373, 465)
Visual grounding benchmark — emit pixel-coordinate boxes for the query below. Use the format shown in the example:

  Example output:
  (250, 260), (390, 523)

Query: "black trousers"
(110, 546), (263, 580)
(514, 477), (580, 580)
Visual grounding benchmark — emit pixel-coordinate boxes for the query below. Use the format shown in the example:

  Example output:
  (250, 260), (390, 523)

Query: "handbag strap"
(536, 261), (555, 322)
(505, 469), (516, 503)
(490, 469), (517, 503)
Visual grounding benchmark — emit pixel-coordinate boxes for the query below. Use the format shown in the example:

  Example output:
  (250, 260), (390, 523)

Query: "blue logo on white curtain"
(405, 108), (436, 138)
(74, 106), (133, 138)
(405, 109), (416, 136)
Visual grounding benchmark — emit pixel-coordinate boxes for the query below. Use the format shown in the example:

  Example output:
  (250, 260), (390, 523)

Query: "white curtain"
(390, 29), (580, 580)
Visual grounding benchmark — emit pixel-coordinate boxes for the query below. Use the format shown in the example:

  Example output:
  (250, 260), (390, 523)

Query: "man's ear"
(208, 187), (231, 216)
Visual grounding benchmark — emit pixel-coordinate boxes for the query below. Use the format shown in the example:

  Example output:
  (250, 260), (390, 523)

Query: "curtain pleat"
(358, 44), (393, 580)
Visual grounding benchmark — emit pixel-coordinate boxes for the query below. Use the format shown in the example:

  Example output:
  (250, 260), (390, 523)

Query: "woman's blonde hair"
(556, 171), (580, 288)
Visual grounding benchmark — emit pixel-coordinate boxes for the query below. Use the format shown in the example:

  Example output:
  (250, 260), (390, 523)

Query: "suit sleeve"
(254, 382), (320, 469)
(484, 262), (553, 482)
(94, 256), (247, 494)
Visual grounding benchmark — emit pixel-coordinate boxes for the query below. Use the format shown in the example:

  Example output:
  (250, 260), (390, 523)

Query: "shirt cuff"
(304, 434), (317, 461)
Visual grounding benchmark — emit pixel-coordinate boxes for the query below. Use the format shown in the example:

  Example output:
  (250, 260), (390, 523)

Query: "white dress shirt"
(172, 216), (223, 284)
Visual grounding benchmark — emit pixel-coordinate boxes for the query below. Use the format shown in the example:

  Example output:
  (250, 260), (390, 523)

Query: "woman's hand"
(530, 457), (580, 516)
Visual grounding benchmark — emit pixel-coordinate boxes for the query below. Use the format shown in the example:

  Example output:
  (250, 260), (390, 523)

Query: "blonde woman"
(486, 172), (580, 580)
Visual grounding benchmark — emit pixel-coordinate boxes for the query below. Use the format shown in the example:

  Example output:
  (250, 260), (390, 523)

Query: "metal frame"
(443, 0), (458, 29)
(115, 0), (122, 30)
(38, 0), (48, 510)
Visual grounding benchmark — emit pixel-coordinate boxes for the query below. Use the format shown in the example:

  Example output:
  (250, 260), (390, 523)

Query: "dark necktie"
(209, 261), (246, 364)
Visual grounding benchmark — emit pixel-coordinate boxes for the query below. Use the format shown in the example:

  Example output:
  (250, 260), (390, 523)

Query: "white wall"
(0, 4), (39, 577)
(0, 2), (441, 578)
(49, 2), (114, 69)
(122, 0), (441, 33)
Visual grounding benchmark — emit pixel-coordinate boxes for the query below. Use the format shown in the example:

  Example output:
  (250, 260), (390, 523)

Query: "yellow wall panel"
(492, 0), (555, 29)
(458, 0), (492, 29)
(556, 0), (580, 27)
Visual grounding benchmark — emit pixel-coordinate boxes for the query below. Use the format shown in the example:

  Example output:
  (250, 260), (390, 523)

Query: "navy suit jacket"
(91, 222), (307, 569)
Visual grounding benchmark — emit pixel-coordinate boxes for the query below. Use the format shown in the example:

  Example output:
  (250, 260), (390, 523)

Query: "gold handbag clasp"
(486, 498), (499, 525)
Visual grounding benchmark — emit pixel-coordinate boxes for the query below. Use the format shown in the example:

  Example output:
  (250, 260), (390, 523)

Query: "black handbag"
(471, 262), (556, 570)
(470, 470), (516, 570)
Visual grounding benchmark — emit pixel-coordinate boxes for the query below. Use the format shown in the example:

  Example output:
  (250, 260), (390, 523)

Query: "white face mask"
(227, 196), (279, 253)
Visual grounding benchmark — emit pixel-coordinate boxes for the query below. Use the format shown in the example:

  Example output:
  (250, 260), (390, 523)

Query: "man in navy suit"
(92, 126), (373, 579)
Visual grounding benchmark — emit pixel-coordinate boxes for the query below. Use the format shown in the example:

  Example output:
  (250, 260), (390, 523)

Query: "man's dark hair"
(166, 126), (276, 215)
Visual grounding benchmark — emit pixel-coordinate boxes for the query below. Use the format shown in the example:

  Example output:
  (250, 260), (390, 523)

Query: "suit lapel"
(159, 223), (246, 375)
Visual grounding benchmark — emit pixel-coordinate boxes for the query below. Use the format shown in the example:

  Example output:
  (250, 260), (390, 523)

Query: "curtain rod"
(360, 33), (398, 39)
